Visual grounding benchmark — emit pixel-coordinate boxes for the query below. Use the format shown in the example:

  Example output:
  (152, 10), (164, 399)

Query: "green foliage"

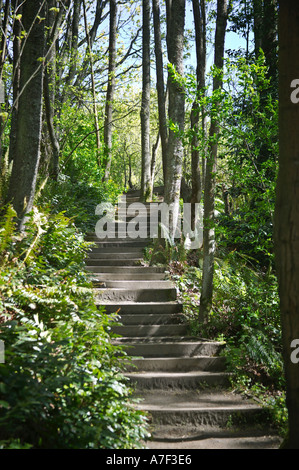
(38, 175), (122, 233)
(0, 207), (150, 449)
(168, 247), (286, 431)
(216, 54), (278, 267)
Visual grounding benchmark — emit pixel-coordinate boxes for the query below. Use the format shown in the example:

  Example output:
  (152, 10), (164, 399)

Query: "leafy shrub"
(0, 207), (149, 449)
(38, 175), (123, 233)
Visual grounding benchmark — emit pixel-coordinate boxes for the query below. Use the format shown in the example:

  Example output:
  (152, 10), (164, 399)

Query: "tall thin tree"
(103, 0), (117, 180)
(6, 0), (45, 231)
(140, 0), (152, 201)
(275, 0), (299, 449)
(190, 0), (206, 228)
(152, 0), (168, 184)
(164, 0), (186, 237)
(199, 0), (228, 323)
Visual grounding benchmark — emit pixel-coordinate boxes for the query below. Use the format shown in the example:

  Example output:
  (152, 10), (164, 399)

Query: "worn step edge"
(94, 288), (177, 302)
(102, 302), (183, 314)
(86, 266), (165, 273)
(124, 356), (226, 372)
(117, 314), (184, 325)
(126, 371), (231, 389)
(94, 280), (174, 289)
(143, 406), (269, 428)
(91, 274), (167, 281)
(90, 246), (147, 253)
(86, 259), (144, 266)
(114, 340), (224, 358)
(87, 252), (144, 259)
(111, 324), (188, 337)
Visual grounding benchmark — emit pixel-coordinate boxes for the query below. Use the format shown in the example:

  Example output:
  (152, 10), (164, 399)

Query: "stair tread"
(84, 191), (278, 447)
(126, 371), (230, 377)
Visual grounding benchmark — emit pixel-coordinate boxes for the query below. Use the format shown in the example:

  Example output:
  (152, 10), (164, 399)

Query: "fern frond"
(0, 205), (17, 259)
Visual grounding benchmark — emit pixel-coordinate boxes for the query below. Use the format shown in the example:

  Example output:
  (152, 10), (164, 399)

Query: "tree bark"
(253, 0), (263, 58)
(6, 0), (45, 231)
(140, 0), (152, 201)
(164, 0), (186, 237)
(275, 0), (299, 449)
(262, 0), (278, 91)
(190, 0), (206, 228)
(152, 0), (168, 184)
(44, 0), (60, 180)
(103, 0), (117, 180)
(199, 0), (228, 323)
(83, 0), (101, 166)
(8, 0), (21, 165)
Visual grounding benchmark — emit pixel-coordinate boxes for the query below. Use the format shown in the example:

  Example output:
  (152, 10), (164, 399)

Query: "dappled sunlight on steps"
(85, 187), (281, 449)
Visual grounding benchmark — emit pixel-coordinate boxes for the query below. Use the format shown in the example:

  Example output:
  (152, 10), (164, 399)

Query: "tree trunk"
(6, 0), (45, 231)
(152, 0), (168, 184)
(83, 0), (101, 167)
(140, 0), (152, 201)
(8, 0), (21, 165)
(199, 0), (228, 323)
(103, 0), (117, 180)
(274, 0), (299, 449)
(262, 0), (278, 91)
(190, 0), (206, 228)
(44, 0), (60, 180)
(151, 130), (160, 190)
(164, 0), (186, 237)
(253, 0), (263, 58)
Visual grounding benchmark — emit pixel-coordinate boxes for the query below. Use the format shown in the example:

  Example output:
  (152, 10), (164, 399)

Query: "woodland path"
(85, 188), (281, 449)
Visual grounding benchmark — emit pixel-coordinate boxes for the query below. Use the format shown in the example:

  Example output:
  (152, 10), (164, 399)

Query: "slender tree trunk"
(8, 0), (21, 165)
(6, 0), (45, 231)
(103, 0), (117, 180)
(0, 0), (10, 165)
(83, 0), (101, 167)
(66, 0), (81, 88)
(152, 0), (168, 184)
(262, 0), (278, 90)
(253, 0), (263, 58)
(190, 0), (206, 228)
(199, 0), (228, 323)
(151, 130), (160, 190)
(275, 0), (299, 449)
(164, 0), (186, 237)
(44, 0), (60, 180)
(140, 0), (152, 201)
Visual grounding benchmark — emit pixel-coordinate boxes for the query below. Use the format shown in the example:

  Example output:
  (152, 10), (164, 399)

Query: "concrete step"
(117, 313), (184, 325)
(122, 186), (164, 198)
(85, 259), (144, 266)
(119, 196), (163, 204)
(116, 211), (161, 219)
(87, 252), (144, 259)
(134, 389), (269, 428)
(113, 338), (225, 358)
(103, 302), (183, 315)
(94, 287), (177, 303)
(112, 323), (188, 337)
(86, 266), (165, 273)
(91, 273), (166, 281)
(85, 237), (150, 246)
(116, 215), (156, 222)
(125, 356), (226, 372)
(95, 280), (174, 289)
(126, 370), (231, 389)
(146, 430), (281, 449)
(90, 246), (146, 253)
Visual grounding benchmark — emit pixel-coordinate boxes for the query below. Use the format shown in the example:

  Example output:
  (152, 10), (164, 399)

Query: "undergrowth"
(165, 244), (287, 436)
(0, 204), (150, 449)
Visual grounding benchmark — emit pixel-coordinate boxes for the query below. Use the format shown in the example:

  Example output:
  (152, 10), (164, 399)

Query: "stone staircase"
(85, 188), (281, 449)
